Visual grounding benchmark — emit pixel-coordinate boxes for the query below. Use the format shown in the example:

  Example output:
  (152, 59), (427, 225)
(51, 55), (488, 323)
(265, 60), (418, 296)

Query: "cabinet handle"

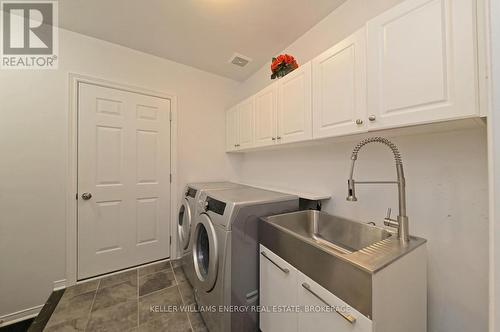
(301, 282), (357, 324)
(260, 251), (290, 274)
(272, 137), (276, 141)
(277, 136), (282, 140)
(368, 115), (376, 122)
(355, 119), (364, 125)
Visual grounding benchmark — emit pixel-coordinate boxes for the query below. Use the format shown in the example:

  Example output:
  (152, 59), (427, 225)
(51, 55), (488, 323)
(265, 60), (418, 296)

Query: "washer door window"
(193, 213), (218, 292)
(177, 198), (192, 250)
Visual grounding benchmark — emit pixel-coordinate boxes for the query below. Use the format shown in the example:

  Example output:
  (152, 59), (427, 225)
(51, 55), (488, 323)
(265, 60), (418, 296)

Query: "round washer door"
(177, 198), (192, 250)
(193, 213), (218, 292)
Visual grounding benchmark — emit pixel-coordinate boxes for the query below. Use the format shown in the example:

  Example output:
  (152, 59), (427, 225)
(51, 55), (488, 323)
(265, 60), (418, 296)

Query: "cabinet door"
(237, 97), (255, 149)
(260, 245), (298, 332)
(313, 28), (367, 138)
(297, 272), (372, 332)
(226, 107), (238, 152)
(277, 62), (312, 144)
(254, 83), (278, 147)
(366, 0), (477, 129)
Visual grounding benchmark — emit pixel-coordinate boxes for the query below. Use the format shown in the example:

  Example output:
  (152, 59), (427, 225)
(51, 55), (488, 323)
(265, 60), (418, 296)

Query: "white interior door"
(78, 83), (171, 279)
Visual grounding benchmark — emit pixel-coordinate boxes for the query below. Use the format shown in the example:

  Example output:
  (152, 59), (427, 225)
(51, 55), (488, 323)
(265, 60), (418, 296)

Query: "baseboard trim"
(0, 304), (43, 327)
(53, 279), (66, 291)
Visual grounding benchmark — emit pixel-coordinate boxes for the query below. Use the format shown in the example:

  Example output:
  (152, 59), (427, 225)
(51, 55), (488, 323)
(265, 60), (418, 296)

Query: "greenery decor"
(271, 54), (299, 79)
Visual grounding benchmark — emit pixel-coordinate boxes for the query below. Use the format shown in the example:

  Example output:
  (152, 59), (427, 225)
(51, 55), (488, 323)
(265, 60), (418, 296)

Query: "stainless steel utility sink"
(268, 210), (391, 254)
(259, 210), (426, 318)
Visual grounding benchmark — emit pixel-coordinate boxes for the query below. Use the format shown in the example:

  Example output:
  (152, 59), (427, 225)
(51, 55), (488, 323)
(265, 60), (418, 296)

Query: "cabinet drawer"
(260, 245), (298, 332)
(297, 272), (373, 332)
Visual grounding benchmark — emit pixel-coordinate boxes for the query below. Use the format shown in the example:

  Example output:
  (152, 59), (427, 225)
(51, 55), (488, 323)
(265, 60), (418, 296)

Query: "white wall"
(0, 29), (239, 319)
(230, 0), (490, 331)
(489, 0), (500, 330)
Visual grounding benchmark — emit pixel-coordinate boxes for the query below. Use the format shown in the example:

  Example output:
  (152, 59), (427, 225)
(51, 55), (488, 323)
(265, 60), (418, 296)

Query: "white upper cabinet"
(277, 62), (313, 144)
(226, 106), (238, 151)
(366, 0), (478, 129)
(226, 0), (480, 152)
(313, 28), (367, 138)
(237, 97), (255, 149)
(254, 83), (278, 147)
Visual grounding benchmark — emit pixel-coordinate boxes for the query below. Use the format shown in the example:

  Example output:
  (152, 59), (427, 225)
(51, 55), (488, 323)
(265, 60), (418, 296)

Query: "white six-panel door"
(78, 83), (171, 279)
(366, 0), (477, 129)
(312, 28), (367, 138)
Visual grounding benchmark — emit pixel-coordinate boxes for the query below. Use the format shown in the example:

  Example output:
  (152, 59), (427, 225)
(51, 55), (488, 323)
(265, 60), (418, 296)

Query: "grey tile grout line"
(83, 279), (100, 332)
(138, 266), (174, 279)
(170, 260), (195, 331)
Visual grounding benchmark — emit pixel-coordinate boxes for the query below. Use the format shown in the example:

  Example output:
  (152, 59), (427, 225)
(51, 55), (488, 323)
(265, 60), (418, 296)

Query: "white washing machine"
(177, 182), (243, 286)
(192, 187), (299, 332)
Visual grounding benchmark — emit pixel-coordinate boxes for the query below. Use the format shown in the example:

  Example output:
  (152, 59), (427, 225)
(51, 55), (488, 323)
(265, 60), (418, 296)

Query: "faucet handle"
(384, 208), (398, 228)
(385, 208), (392, 219)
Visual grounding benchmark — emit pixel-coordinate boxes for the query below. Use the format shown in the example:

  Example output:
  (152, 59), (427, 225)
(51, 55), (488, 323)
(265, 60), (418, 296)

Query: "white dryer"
(177, 182), (243, 286)
(192, 187), (298, 332)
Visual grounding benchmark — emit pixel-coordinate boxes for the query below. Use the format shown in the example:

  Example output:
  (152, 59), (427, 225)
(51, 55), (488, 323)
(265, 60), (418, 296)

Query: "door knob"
(355, 119), (364, 125)
(368, 115), (376, 122)
(81, 192), (92, 200)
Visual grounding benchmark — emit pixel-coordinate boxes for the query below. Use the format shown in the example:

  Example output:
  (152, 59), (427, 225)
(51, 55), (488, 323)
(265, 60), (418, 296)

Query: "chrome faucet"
(346, 137), (409, 245)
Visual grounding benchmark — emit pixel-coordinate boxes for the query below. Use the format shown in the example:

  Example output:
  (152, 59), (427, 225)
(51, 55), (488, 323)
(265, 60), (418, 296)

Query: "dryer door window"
(193, 213), (218, 292)
(177, 198), (192, 250)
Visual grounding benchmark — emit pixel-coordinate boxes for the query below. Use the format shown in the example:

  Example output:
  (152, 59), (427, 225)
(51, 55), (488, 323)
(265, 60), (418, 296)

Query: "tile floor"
(43, 260), (207, 332)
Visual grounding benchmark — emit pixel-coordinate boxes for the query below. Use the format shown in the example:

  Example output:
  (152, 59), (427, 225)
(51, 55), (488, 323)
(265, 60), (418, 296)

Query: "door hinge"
(76, 193), (78, 200)
(170, 174), (172, 183)
(170, 236), (172, 245)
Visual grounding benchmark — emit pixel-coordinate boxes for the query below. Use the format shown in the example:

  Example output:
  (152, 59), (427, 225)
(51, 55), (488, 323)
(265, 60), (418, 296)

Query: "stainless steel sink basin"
(268, 210), (391, 254)
(259, 210), (426, 318)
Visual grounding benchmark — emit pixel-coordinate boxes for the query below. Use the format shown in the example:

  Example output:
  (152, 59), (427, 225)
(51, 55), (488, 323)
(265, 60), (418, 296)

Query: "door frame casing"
(66, 73), (178, 286)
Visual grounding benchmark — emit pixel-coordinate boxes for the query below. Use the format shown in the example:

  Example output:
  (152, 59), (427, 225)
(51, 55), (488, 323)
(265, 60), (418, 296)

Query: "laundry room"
(0, 0), (499, 332)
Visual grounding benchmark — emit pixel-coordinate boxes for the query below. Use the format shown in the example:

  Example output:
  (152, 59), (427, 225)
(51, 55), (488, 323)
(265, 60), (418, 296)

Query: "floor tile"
(44, 290), (95, 330)
(173, 266), (187, 283)
(139, 312), (191, 332)
(139, 270), (176, 297)
(138, 286), (183, 324)
(43, 318), (86, 332)
(188, 311), (208, 332)
(92, 278), (137, 311)
(178, 280), (195, 306)
(138, 260), (172, 277)
(99, 270), (137, 289)
(86, 300), (137, 332)
(39, 262), (207, 332)
(170, 259), (183, 268)
(63, 280), (99, 298)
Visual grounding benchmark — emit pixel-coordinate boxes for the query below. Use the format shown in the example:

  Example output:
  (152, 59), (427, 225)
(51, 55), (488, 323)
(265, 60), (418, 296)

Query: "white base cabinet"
(260, 244), (427, 332)
(297, 272), (373, 332)
(259, 247), (298, 332)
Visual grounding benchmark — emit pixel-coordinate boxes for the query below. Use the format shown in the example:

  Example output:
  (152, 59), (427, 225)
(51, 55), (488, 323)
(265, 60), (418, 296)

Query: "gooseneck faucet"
(347, 137), (409, 245)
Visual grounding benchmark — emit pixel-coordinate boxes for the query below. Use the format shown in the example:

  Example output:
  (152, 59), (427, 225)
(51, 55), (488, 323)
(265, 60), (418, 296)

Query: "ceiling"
(58, 0), (347, 81)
